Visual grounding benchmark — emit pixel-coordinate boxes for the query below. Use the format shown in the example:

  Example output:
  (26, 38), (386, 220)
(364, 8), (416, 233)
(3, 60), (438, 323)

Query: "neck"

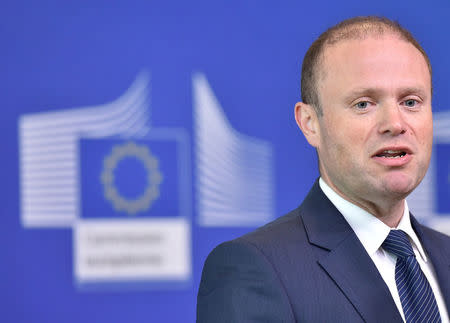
(355, 199), (405, 228)
(322, 178), (406, 228)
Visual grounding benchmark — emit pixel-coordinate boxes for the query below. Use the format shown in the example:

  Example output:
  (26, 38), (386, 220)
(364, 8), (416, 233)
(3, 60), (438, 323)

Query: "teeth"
(376, 150), (407, 158)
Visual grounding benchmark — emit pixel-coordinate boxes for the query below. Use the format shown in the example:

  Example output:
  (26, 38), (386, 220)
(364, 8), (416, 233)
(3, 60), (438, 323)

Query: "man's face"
(315, 34), (432, 207)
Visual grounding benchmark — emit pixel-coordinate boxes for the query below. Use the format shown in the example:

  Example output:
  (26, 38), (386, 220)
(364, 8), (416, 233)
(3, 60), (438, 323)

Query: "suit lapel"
(300, 181), (403, 323)
(411, 216), (450, 311)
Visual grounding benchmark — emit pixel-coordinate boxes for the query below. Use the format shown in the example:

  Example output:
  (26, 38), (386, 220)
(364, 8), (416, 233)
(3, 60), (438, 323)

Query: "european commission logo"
(100, 141), (163, 215)
(18, 71), (274, 289)
(76, 135), (190, 289)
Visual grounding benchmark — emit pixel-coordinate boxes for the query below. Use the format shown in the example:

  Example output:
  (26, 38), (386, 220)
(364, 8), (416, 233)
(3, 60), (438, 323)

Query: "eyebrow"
(343, 87), (429, 103)
(343, 88), (380, 103)
(397, 87), (428, 99)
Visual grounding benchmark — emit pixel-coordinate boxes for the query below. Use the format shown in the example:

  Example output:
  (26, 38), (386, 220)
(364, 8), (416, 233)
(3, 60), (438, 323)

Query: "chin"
(381, 176), (417, 197)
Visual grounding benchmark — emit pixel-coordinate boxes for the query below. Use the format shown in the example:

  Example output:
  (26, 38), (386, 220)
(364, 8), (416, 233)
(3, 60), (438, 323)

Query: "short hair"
(301, 16), (432, 116)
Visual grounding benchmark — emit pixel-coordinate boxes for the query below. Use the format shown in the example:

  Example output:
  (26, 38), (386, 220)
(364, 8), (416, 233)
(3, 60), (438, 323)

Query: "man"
(197, 16), (450, 322)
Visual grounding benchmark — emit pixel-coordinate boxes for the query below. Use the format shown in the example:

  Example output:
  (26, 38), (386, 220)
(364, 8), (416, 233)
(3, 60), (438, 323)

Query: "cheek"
(423, 123), (433, 145)
(319, 115), (369, 165)
(333, 126), (367, 154)
(419, 125), (433, 162)
(412, 121), (433, 152)
(322, 132), (361, 169)
(411, 112), (432, 139)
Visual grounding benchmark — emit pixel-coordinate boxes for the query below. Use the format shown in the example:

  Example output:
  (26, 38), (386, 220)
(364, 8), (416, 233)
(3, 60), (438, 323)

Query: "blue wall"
(2, 1), (450, 322)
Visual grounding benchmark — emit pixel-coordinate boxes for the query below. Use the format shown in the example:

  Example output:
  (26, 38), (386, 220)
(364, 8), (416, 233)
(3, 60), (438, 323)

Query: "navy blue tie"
(382, 230), (441, 323)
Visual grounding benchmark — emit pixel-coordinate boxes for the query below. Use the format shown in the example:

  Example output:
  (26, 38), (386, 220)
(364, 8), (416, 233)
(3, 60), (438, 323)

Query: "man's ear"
(294, 102), (320, 148)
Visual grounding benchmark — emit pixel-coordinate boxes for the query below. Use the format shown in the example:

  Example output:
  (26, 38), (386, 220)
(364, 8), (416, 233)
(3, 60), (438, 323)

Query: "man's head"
(301, 16), (432, 116)
(295, 16), (433, 219)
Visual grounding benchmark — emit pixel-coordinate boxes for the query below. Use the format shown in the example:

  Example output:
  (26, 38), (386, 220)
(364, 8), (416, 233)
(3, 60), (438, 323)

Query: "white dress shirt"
(319, 178), (449, 322)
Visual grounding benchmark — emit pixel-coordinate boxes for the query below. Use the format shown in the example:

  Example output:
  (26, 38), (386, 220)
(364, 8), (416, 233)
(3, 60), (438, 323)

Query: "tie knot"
(382, 230), (415, 259)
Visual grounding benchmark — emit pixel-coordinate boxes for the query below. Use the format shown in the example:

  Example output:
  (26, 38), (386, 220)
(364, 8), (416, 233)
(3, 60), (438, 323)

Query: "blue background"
(2, 1), (450, 322)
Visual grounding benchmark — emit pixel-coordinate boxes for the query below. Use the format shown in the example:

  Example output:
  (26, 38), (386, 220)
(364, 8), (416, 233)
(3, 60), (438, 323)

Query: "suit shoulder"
(226, 207), (315, 273)
(197, 228), (296, 322)
(239, 207), (306, 247)
(199, 207), (306, 294)
(201, 208), (304, 275)
(201, 236), (275, 274)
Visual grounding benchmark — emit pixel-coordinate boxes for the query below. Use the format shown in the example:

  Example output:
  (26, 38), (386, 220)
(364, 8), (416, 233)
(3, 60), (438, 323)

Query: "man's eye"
(355, 101), (369, 109)
(404, 99), (417, 107)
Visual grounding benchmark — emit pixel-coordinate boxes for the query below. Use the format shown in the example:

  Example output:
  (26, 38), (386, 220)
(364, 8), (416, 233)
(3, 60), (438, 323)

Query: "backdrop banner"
(2, 1), (449, 322)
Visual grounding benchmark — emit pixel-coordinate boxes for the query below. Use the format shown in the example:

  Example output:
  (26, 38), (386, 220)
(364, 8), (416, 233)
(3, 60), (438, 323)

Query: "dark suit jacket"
(197, 181), (450, 322)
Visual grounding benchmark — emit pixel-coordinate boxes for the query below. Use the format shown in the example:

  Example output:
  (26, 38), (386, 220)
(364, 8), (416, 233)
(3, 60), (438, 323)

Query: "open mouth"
(375, 150), (407, 159)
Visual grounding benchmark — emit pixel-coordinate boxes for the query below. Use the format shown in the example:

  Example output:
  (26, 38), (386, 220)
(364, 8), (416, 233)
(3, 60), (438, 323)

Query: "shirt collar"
(318, 178), (427, 262)
(396, 206), (428, 261)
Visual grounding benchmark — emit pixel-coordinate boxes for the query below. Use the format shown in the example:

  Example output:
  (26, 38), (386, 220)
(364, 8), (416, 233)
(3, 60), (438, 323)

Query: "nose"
(377, 104), (407, 136)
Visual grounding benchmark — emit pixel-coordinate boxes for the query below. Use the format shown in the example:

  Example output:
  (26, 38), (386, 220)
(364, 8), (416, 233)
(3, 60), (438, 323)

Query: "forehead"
(317, 34), (431, 97)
